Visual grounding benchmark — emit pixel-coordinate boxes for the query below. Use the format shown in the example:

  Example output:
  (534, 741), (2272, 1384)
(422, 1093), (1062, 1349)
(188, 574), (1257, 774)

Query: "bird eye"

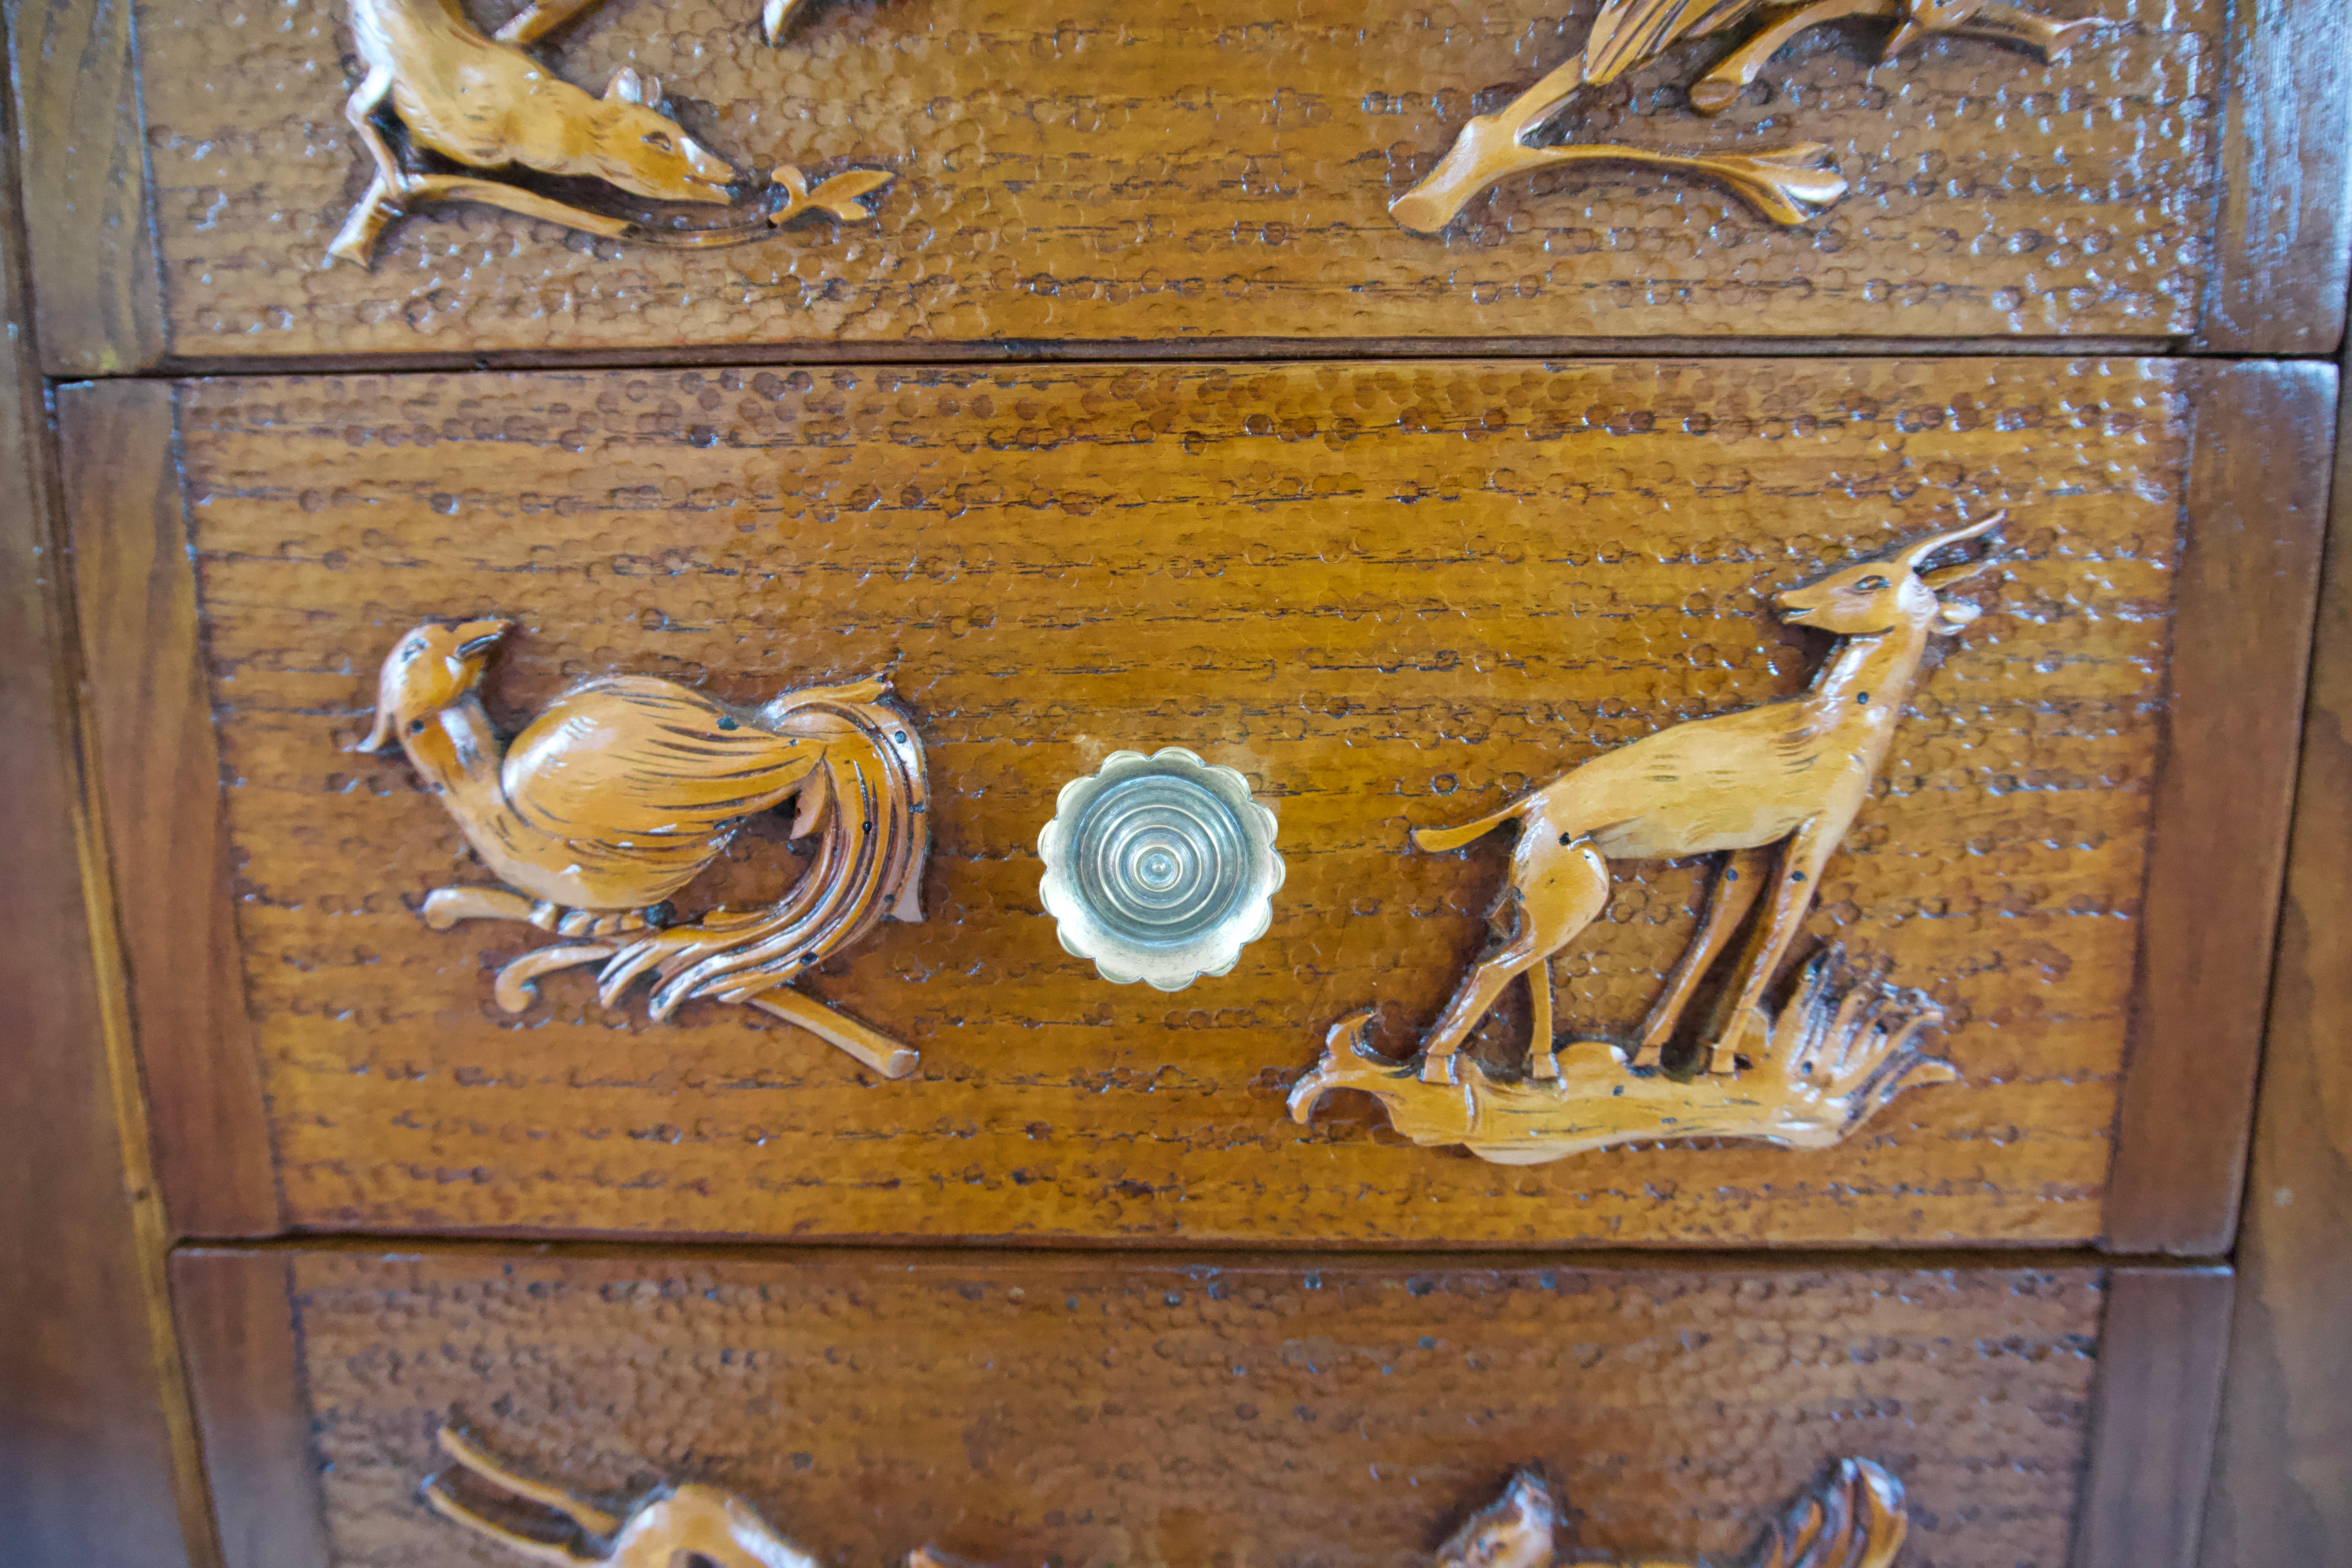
(1854, 574), (1889, 591)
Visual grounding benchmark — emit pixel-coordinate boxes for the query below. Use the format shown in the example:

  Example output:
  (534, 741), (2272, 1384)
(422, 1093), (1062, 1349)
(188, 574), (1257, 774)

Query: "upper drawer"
(65, 356), (2327, 1249)
(16, 0), (2350, 368)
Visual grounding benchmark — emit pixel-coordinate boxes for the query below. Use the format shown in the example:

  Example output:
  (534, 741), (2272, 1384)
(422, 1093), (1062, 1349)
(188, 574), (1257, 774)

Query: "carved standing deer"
(1408, 514), (2003, 1087)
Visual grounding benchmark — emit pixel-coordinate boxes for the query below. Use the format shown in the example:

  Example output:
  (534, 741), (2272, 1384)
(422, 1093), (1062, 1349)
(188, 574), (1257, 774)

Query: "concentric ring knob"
(1038, 748), (1285, 991)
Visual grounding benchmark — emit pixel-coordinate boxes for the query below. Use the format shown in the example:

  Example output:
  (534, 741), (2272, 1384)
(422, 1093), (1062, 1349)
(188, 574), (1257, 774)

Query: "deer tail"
(1411, 798), (1531, 853)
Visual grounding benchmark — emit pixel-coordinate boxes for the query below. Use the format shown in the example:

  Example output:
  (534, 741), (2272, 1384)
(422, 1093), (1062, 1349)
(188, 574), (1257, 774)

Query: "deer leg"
(494, 0), (615, 47)
(327, 68), (408, 267)
(1632, 845), (1772, 1067)
(1419, 834), (1609, 1084)
(436, 1428), (623, 1536)
(1526, 954), (1558, 1080)
(420, 1484), (600, 1566)
(1703, 824), (1838, 1074)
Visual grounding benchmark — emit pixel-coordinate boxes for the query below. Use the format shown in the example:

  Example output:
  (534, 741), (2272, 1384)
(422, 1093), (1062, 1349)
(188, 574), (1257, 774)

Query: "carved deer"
(424, 1428), (821, 1568)
(328, 0), (889, 266)
(1409, 514), (2003, 1086)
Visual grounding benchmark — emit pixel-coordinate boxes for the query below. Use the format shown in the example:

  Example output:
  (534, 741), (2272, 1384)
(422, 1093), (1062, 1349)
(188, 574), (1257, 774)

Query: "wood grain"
(2102, 362), (2334, 1255)
(2073, 1266), (2233, 1568)
(2195, 0), (2352, 353)
(118, 357), (2226, 1246)
(174, 1252), (334, 1568)
(0, 62), (200, 1568)
(2196, 351), (2352, 1568)
(124, 0), (2219, 361)
(5, 0), (169, 372)
(179, 1246), (2111, 1568)
(61, 380), (282, 1238)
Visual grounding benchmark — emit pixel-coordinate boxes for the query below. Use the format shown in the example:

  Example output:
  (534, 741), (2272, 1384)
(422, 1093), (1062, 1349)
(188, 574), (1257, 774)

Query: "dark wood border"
(2196, 0), (2352, 353)
(2105, 361), (2335, 1254)
(62, 379), (280, 1238)
(4, 0), (168, 374)
(173, 1250), (334, 1568)
(2076, 1266), (2236, 1568)
(2196, 336), (2352, 1568)
(0, 51), (202, 1568)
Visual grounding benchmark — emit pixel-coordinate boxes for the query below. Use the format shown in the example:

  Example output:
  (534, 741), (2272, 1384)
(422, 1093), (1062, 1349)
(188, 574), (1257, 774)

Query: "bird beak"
(452, 619), (513, 659)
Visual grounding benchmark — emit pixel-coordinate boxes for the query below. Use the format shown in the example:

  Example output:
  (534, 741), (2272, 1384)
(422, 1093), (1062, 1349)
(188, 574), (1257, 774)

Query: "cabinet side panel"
(0, 67), (197, 1568)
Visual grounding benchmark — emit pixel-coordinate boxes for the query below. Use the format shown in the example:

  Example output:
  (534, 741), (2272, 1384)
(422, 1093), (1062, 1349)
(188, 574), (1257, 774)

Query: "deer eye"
(642, 130), (673, 151)
(1853, 574), (1889, 591)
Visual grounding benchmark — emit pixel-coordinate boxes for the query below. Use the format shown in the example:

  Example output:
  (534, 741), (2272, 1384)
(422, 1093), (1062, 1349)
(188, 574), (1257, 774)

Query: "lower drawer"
(175, 1249), (2227, 1568)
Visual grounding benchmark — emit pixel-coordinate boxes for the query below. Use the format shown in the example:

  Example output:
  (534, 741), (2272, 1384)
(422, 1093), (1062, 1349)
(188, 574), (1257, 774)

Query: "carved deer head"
(1772, 512), (2005, 638)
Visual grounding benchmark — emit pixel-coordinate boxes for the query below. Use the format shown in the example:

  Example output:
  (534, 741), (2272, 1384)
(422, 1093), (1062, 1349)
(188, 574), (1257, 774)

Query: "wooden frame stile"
(0, 35), (205, 1568)
(58, 378), (282, 1240)
(2195, 312), (2352, 1568)
(2103, 361), (2335, 1254)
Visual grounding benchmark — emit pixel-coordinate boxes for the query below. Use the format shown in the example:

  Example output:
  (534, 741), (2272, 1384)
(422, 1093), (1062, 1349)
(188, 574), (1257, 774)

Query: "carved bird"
(358, 619), (929, 1068)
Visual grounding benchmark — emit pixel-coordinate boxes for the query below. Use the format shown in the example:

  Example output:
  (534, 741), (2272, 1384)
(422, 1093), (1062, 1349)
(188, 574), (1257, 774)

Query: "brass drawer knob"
(1038, 748), (1284, 992)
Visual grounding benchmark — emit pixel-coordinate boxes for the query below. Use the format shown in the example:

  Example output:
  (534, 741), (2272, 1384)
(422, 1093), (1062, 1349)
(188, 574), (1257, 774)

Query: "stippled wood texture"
(122, 0), (2221, 363)
(90, 356), (2264, 1247)
(178, 1247), (2110, 1568)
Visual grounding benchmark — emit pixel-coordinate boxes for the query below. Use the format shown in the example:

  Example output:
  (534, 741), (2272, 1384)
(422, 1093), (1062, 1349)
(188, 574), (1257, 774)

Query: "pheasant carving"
(358, 619), (930, 1076)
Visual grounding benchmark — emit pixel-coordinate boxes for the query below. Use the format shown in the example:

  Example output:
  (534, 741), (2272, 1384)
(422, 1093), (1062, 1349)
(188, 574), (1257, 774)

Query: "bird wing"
(499, 677), (826, 890)
(1583, 0), (1760, 83)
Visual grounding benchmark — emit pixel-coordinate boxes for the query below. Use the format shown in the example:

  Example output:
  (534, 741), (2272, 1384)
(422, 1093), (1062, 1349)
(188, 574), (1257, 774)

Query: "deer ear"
(1919, 550), (2001, 592)
(1933, 599), (1983, 635)
(605, 66), (647, 104)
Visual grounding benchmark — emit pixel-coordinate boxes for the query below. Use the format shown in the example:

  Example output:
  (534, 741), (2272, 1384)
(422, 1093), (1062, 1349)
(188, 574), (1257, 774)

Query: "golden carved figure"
(1392, 0), (2094, 233)
(329, 0), (893, 267)
(1294, 516), (1999, 1162)
(358, 619), (929, 1078)
(1438, 1460), (1907, 1568)
(425, 1426), (1909, 1568)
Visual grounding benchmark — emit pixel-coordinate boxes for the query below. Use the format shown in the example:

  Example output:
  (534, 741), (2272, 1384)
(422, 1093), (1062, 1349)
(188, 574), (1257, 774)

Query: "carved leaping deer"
(1408, 514), (2003, 1086)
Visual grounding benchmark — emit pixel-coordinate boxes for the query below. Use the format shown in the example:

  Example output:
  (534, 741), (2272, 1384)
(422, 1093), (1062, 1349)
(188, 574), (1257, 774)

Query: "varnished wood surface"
(2102, 363), (2333, 1254)
(82, 356), (2280, 1248)
(2196, 0), (2352, 352)
(0, 59), (201, 1568)
(97, 0), (2230, 365)
(178, 1246), (2112, 1568)
(2073, 1267), (2232, 1568)
(4, 0), (167, 374)
(2198, 359), (2352, 1568)
(60, 381), (283, 1238)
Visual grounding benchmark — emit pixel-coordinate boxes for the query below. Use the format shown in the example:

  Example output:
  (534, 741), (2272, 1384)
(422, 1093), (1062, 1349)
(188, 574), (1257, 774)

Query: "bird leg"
(744, 986), (920, 1080)
(1690, 0), (1899, 113)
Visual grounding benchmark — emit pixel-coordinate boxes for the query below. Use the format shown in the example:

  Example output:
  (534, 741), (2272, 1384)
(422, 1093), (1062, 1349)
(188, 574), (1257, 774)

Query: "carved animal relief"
(1391, 0), (2095, 232)
(424, 1427), (1910, 1568)
(329, 0), (893, 266)
(1295, 516), (2000, 1162)
(359, 620), (930, 1077)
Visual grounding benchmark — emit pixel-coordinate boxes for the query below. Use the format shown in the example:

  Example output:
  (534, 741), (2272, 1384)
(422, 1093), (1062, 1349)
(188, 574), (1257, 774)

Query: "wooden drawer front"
(68, 358), (2327, 1248)
(177, 1249), (2176, 1568)
(30, 0), (2341, 369)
